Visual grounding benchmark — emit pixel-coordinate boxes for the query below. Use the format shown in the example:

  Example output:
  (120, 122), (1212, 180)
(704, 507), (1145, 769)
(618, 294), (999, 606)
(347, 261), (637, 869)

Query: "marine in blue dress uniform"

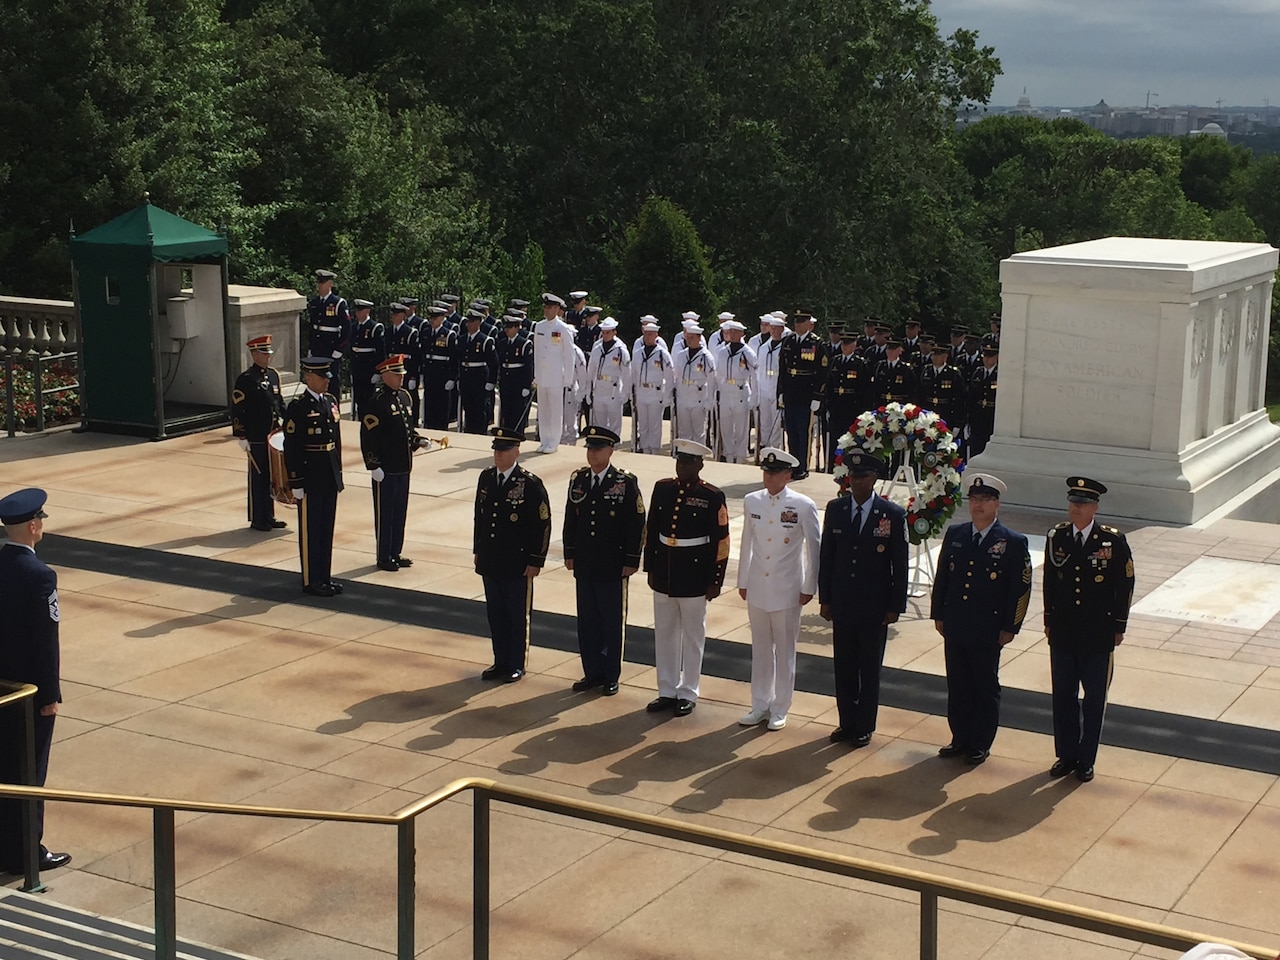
(348, 300), (386, 421)
(930, 474), (1032, 765)
(474, 427), (552, 682)
(1044, 478), (1135, 782)
(284, 357), (345, 596)
(818, 451), (909, 747)
(0, 488), (71, 874)
(495, 316), (535, 432)
(563, 426), (646, 695)
(360, 355), (426, 572)
(306, 269), (351, 388)
(231, 334), (286, 532)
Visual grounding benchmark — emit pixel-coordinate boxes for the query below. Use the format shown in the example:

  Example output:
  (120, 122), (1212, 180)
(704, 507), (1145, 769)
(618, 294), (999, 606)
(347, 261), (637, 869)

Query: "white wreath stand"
(878, 459), (936, 598)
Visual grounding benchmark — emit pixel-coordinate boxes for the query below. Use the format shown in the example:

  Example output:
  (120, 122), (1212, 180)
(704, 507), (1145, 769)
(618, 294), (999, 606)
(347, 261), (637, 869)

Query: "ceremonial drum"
(266, 429), (296, 505)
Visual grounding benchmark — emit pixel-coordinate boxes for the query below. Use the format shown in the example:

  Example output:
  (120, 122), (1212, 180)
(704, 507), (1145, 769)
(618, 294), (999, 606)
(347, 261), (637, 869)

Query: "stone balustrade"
(0, 296), (80, 358)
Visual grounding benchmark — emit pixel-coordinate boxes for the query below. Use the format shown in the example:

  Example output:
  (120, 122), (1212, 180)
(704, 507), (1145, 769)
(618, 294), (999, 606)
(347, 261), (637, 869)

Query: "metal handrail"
(0, 776), (1273, 960)
(0, 682), (42, 893)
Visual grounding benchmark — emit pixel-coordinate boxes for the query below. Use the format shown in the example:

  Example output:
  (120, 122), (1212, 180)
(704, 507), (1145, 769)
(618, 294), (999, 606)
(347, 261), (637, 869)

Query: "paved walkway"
(2, 425), (1279, 959)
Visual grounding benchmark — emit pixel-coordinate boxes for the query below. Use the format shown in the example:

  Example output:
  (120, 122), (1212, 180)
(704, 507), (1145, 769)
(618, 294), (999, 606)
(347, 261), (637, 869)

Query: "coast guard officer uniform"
(231, 334), (285, 531)
(284, 356), (345, 596)
(930, 474), (1031, 764)
(474, 428), (552, 683)
(563, 426), (646, 695)
(1044, 477), (1135, 782)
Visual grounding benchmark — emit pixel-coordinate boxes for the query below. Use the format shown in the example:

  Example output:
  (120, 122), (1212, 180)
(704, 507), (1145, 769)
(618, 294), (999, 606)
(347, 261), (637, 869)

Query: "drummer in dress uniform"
(231, 335), (286, 531)
(966, 346), (999, 457)
(496, 315), (535, 431)
(644, 439), (730, 716)
(306, 269), (351, 389)
(826, 332), (872, 469)
(778, 312), (828, 479)
(284, 357), (345, 596)
(458, 310), (498, 433)
(930, 474), (1032, 765)
(420, 306), (459, 429)
(474, 427), (552, 683)
(1044, 478), (1135, 783)
(348, 299), (385, 421)
(919, 344), (969, 448)
(563, 426), (646, 696)
(384, 303), (422, 423)
(360, 355), (425, 572)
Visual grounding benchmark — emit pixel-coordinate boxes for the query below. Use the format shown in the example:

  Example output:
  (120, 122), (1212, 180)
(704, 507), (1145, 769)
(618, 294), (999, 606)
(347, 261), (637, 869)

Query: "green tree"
(1179, 135), (1252, 212)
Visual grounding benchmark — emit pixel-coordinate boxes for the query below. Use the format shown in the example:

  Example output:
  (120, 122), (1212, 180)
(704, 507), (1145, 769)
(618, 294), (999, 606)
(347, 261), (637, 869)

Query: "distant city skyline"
(929, 0), (1279, 109)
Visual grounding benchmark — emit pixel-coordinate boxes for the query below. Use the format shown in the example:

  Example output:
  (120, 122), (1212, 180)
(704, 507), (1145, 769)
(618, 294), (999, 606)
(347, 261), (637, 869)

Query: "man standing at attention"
(360, 355), (424, 572)
(644, 439), (730, 717)
(0, 488), (71, 874)
(306, 268), (350, 391)
(737, 448), (821, 731)
(533, 293), (577, 452)
(778, 312), (828, 479)
(1044, 477), (1134, 783)
(587, 317), (631, 438)
(818, 451), (908, 748)
(474, 427), (552, 684)
(930, 474), (1032, 765)
(631, 318), (673, 455)
(563, 426), (647, 696)
(231, 334), (286, 532)
(284, 357), (345, 596)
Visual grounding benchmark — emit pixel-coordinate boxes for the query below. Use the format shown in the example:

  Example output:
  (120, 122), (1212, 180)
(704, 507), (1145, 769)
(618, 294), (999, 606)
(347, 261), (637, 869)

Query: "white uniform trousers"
(538, 385), (565, 452)
(653, 592), (709, 701)
(635, 402), (666, 454)
(756, 399), (783, 451)
(675, 403), (709, 445)
(592, 396), (623, 437)
(718, 401), (751, 463)
(747, 603), (801, 719)
(560, 388), (579, 444)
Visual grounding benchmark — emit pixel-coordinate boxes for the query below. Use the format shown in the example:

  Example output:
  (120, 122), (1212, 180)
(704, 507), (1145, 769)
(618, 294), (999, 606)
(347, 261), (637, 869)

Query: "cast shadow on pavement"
(588, 723), (766, 796)
(316, 677), (480, 735)
(405, 686), (593, 753)
(907, 772), (1082, 856)
(808, 751), (975, 833)
(673, 734), (851, 814)
(498, 707), (667, 777)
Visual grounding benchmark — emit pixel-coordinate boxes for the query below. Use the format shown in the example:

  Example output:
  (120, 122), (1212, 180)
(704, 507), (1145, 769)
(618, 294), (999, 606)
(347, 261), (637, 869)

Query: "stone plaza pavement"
(2, 423), (1280, 960)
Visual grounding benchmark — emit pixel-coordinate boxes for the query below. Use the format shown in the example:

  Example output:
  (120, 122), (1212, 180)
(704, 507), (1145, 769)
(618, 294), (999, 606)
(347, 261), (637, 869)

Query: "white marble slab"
(1131, 556), (1280, 630)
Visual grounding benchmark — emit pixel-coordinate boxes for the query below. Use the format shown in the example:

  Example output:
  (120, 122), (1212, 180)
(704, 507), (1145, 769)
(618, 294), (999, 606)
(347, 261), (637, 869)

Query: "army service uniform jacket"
(231, 365), (283, 442)
(562, 465), (646, 580)
(1043, 522), (1134, 653)
(283, 390), (344, 492)
(360, 386), (420, 475)
(474, 463), (552, 578)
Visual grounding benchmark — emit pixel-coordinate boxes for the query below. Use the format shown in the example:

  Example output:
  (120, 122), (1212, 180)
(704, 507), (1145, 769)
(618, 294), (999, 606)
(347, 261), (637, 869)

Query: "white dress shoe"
(767, 715), (787, 731)
(739, 709), (768, 726)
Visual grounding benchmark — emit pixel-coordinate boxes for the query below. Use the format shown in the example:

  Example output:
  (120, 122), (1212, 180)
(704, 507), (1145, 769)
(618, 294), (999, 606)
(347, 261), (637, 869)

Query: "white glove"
(331, 350), (343, 359)
(370, 374), (380, 384)
(407, 379), (417, 390)
(371, 467), (386, 482)
(237, 438), (250, 452)
(810, 399), (821, 412)
(291, 488), (305, 501)
(444, 379), (456, 390)
(485, 382), (495, 392)
(521, 388), (530, 397)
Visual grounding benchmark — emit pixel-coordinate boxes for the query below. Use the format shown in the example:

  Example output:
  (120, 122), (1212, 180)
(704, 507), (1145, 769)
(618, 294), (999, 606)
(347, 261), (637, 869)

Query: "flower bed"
(832, 402), (964, 544)
(1, 360), (81, 432)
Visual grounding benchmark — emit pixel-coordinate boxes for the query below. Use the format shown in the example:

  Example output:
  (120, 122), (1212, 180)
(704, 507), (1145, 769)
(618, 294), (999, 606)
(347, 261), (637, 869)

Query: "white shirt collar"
(306, 388), (324, 401)
(1073, 519), (1095, 540)
(4, 542), (36, 554)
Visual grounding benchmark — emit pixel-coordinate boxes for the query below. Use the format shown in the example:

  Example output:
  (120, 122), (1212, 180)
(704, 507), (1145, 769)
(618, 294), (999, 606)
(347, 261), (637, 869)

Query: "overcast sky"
(930, 0), (1279, 109)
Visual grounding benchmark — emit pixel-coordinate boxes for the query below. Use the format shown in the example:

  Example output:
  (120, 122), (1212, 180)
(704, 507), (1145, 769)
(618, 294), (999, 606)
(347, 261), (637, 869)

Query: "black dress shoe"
(394, 556), (414, 567)
(851, 732), (873, 748)
(481, 666), (503, 681)
(647, 696), (677, 713)
(501, 669), (524, 684)
(602, 681), (620, 696)
(673, 699), (695, 716)
(328, 581), (344, 594)
(829, 728), (851, 743)
(1049, 758), (1077, 778)
(6, 850), (74, 873)
(269, 519), (287, 529)
(571, 677), (600, 692)
(303, 583), (338, 597)
(1076, 765), (1095, 782)
(938, 743), (965, 758)
(377, 559), (400, 572)
(250, 522), (275, 532)
(964, 749), (989, 766)
(792, 469), (810, 481)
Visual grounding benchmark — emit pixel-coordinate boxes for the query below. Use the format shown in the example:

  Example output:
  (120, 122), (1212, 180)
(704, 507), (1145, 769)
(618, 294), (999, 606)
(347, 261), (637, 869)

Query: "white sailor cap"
(760, 314), (779, 326)
(681, 311), (701, 322)
(770, 310), (788, 320)
(720, 319), (745, 331)
(640, 313), (659, 324)
(686, 324), (704, 335)
(641, 321), (661, 332)
(599, 317), (618, 330)
(717, 311), (735, 321)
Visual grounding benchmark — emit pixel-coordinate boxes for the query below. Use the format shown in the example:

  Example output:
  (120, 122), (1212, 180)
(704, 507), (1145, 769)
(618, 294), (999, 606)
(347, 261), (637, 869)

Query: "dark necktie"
(973, 531), (982, 549)
(1075, 530), (1084, 549)
(592, 475), (601, 494)
(853, 502), (863, 532)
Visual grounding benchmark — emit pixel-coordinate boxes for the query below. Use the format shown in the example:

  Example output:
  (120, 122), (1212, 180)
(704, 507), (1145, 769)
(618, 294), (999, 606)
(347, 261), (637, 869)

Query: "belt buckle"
(666, 536), (679, 547)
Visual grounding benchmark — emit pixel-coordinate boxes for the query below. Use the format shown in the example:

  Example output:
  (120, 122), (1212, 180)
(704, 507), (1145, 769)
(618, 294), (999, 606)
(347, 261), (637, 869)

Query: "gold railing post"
(474, 789), (491, 960)
(153, 807), (177, 960)
(396, 817), (415, 960)
(18, 695), (44, 893)
(920, 890), (939, 960)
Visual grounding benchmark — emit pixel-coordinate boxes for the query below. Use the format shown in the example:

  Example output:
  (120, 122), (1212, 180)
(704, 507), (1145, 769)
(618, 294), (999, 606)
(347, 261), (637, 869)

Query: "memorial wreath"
(832, 402), (964, 544)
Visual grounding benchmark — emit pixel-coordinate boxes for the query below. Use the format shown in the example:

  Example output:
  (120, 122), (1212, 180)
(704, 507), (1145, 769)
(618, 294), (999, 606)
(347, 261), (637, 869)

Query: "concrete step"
(0, 892), (260, 960)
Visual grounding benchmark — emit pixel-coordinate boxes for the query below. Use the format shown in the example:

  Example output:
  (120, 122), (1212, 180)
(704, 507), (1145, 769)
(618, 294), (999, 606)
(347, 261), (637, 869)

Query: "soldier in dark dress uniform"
(778, 313), (829, 479)
(474, 427), (552, 683)
(419, 306), (458, 430)
(0, 488), (71, 875)
(966, 346), (999, 457)
(306, 269), (351, 390)
(360, 355), (425, 572)
(1044, 478), (1135, 783)
(283, 357), (345, 597)
(402, 297), (422, 331)
(901, 320), (924, 365)
(919, 344), (969, 448)
(563, 426), (646, 696)
(930, 474), (1032, 765)
(818, 451), (909, 747)
(384, 303), (422, 424)
(231, 335), (286, 531)
(440, 294), (462, 331)
(872, 339), (918, 408)
(565, 290), (589, 329)
(348, 300), (385, 421)
(458, 311), (498, 434)
(863, 324), (891, 367)
(644, 439), (730, 716)
(947, 324), (969, 365)
(496, 316), (535, 432)
(826, 333), (872, 469)
(981, 314), (1001, 350)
